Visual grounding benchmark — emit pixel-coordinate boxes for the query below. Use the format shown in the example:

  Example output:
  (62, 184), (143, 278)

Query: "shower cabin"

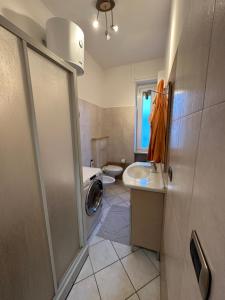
(0, 17), (87, 300)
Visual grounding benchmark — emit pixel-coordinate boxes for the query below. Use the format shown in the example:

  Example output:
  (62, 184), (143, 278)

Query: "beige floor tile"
(89, 239), (118, 272)
(104, 187), (116, 197)
(105, 195), (124, 207)
(75, 257), (93, 283)
(138, 276), (160, 300)
(95, 261), (135, 300)
(121, 250), (159, 290)
(102, 198), (110, 211)
(119, 192), (130, 201)
(67, 276), (100, 300)
(143, 249), (160, 271)
(113, 185), (127, 195)
(112, 241), (138, 259)
(88, 234), (104, 246)
(107, 183), (127, 195)
(118, 192), (131, 207)
(118, 200), (130, 208)
(100, 201), (111, 223)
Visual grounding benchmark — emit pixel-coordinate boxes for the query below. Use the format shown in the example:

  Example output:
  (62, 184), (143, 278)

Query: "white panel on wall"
(77, 51), (104, 107)
(133, 58), (164, 81)
(103, 58), (165, 108)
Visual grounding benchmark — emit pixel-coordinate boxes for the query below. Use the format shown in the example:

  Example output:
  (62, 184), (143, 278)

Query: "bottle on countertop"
(90, 159), (94, 168)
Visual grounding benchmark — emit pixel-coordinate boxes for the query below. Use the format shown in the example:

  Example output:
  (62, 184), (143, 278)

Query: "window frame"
(135, 81), (157, 153)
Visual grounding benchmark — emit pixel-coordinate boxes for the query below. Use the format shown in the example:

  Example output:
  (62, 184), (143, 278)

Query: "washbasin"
(123, 162), (166, 192)
(127, 165), (150, 179)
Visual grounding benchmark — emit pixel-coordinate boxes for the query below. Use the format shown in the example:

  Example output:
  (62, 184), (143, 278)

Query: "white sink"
(127, 166), (150, 179)
(123, 162), (166, 193)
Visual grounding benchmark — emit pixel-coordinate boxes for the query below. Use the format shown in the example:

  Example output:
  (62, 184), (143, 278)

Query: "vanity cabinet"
(131, 189), (164, 252)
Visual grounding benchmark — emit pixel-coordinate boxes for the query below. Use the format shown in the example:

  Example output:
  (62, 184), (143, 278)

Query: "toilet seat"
(102, 175), (115, 185)
(102, 165), (123, 172)
(102, 165), (123, 178)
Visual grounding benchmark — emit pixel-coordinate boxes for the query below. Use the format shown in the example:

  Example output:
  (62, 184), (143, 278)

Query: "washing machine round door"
(85, 179), (103, 216)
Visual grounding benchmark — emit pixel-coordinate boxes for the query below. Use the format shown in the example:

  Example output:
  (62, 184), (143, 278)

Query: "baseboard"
(54, 245), (89, 300)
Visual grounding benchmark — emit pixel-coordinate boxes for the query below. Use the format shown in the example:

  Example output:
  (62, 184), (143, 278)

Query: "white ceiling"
(42, 0), (171, 69)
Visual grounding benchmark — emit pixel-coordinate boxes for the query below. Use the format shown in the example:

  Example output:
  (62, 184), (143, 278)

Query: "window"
(135, 82), (157, 152)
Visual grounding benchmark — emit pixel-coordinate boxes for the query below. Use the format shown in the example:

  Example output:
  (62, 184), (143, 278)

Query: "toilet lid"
(103, 165), (123, 172)
(102, 175), (115, 184)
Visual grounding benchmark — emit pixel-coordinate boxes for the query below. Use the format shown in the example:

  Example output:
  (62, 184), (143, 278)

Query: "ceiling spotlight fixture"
(110, 9), (119, 32)
(92, 10), (99, 29)
(105, 30), (111, 40)
(93, 0), (119, 40)
(111, 24), (119, 32)
(93, 19), (99, 29)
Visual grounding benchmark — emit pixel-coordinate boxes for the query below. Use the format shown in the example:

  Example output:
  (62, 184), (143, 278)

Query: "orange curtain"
(147, 80), (168, 163)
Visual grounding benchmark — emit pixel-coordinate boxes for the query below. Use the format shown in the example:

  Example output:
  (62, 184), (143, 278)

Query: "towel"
(147, 80), (168, 162)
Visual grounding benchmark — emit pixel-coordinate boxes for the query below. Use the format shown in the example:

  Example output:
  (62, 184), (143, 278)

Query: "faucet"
(149, 160), (157, 172)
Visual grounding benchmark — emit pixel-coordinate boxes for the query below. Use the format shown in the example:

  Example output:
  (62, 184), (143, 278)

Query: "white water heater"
(46, 17), (84, 75)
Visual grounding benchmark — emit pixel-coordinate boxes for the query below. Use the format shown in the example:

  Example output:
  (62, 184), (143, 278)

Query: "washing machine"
(82, 167), (103, 239)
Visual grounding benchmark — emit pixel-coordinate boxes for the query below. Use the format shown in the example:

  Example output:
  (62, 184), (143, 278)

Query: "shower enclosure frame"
(0, 15), (87, 300)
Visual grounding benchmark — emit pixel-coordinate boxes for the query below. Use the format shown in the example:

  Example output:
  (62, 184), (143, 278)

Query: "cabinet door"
(28, 48), (80, 285)
(0, 27), (54, 299)
(131, 190), (164, 251)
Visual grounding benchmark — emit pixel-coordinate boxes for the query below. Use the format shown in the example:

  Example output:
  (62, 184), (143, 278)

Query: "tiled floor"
(67, 181), (160, 300)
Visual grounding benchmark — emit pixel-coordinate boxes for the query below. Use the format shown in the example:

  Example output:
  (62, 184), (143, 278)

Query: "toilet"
(102, 175), (116, 186)
(92, 137), (123, 186)
(102, 164), (123, 178)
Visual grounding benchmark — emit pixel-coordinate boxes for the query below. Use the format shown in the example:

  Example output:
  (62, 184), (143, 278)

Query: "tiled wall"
(102, 107), (135, 164)
(162, 0), (225, 299)
(79, 99), (104, 166)
(79, 99), (135, 166)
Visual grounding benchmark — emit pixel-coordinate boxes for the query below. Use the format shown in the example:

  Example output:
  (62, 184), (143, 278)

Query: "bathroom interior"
(0, 0), (224, 300)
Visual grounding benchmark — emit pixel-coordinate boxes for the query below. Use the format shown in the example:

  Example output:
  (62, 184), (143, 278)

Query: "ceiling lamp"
(92, 0), (119, 40)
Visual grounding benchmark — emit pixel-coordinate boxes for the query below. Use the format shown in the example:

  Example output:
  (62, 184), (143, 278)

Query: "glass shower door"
(0, 27), (54, 300)
(27, 48), (80, 286)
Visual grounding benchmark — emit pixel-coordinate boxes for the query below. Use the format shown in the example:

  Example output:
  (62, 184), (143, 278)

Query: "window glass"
(141, 95), (151, 149)
(135, 82), (156, 152)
